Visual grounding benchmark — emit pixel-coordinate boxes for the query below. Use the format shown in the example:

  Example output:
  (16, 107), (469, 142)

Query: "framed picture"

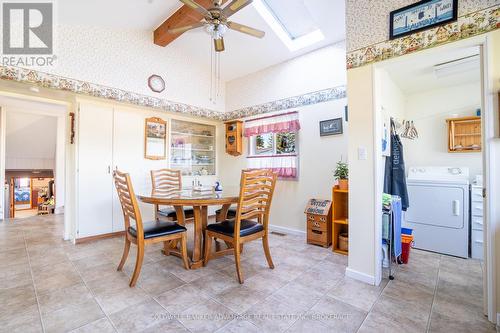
(389, 0), (458, 40)
(144, 117), (167, 160)
(320, 118), (343, 137)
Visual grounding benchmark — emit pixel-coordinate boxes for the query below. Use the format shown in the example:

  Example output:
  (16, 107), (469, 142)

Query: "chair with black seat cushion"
(215, 207), (238, 221)
(114, 170), (189, 287)
(150, 169), (194, 221)
(203, 169), (277, 284)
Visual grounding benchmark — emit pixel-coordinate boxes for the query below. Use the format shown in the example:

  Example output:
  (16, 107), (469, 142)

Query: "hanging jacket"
(384, 121), (409, 211)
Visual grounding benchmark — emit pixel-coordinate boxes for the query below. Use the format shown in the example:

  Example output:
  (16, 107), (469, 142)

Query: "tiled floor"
(0, 214), (495, 333)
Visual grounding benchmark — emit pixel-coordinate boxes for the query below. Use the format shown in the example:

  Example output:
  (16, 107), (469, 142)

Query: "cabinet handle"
(108, 166), (111, 174)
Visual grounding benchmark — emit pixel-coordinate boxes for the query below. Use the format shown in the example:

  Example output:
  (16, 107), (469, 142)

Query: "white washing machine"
(404, 167), (470, 258)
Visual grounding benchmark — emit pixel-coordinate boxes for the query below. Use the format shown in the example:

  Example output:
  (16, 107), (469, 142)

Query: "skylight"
(253, 0), (324, 51)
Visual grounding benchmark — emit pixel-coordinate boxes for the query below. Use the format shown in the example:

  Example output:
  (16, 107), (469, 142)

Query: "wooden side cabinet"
(225, 120), (243, 156)
(305, 199), (332, 248)
(332, 186), (348, 255)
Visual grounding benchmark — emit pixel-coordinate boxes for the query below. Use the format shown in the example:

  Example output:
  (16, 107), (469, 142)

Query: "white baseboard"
(345, 267), (377, 285)
(269, 224), (306, 237)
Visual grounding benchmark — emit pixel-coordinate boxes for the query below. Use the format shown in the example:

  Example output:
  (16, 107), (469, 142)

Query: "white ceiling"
(58, 0), (345, 82)
(381, 46), (481, 95)
(6, 112), (57, 160)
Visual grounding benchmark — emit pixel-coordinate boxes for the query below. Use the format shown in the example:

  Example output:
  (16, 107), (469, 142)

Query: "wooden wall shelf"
(332, 186), (348, 255)
(446, 116), (482, 153)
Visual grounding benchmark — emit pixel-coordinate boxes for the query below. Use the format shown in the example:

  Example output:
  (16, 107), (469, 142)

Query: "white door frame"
(0, 93), (74, 240)
(372, 34), (496, 322)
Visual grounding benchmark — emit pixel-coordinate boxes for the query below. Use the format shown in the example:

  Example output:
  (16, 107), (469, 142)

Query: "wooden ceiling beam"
(154, 0), (228, 47)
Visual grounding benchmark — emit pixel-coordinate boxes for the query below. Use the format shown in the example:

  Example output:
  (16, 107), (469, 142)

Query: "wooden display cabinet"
(225, 120), (243, 156)
(332, 186), (348, 255)
(446, 116), (481, 153)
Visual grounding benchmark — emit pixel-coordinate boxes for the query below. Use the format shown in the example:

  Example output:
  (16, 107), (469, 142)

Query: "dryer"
(404, 167), (470, 258)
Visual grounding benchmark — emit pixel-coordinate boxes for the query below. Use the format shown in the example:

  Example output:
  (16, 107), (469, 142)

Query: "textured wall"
(44, 25), (225, 111)
(346, 0), (500, 51)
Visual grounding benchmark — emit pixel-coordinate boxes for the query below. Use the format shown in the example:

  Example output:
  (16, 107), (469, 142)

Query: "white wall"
(5, 112), (58, 170)
(404, 83), (482, 180)
(225, 43), (347, 111)
(220, 43), (348, 233)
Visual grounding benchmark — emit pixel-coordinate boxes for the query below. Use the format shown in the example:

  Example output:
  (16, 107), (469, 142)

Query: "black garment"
(384, 121), (409, 211)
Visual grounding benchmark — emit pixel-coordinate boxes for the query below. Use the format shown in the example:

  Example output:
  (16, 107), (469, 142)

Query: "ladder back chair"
(150, 169), (194, 221)
(114, 170), (189, 287)
(203, 169), (278, 284)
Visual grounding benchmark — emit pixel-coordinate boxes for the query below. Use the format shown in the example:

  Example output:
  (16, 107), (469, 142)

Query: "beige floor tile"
(428, 311), (495, 333)
(141, 318), (189, 333)
(358, 311), (425, 333)
(137, 267), (186, 295)
(285, 318), (332, 333)
(0, 303), (41, 332)
(432, 292), (488, 325)
(69, 318), (116, 333)
(38, 283), (93, 315)
(214, 285), (269, 314)
(309, 296), (367, 332)
(42, 299), (105, 333)
(0, 284), (37, 314)
(244, 295), (306, 332)
(109, 299), (168, 333)
(244, 270), (288, 295)
(94, 285), (151, 315)
(272, 280), (324, 311)
(190, 271), (240, 297)
(327, 277), (385, 312)
(215, 319), (261, 333)
(155, 284), (210, 315)
(178, 299), (235, 333)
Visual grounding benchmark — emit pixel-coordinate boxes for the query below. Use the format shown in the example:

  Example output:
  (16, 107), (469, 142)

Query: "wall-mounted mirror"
(144, 117), (167, 160)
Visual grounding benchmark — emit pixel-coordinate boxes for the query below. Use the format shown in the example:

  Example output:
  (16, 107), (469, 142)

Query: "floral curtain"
(244, 112), (301, 137)
(245, 112), (300, 179)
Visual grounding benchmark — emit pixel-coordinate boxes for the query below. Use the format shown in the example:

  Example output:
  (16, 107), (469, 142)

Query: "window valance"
(244, 111), (301, 137)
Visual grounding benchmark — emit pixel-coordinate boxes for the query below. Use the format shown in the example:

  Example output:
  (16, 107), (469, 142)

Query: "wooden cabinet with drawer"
(305, 199), (332, 247)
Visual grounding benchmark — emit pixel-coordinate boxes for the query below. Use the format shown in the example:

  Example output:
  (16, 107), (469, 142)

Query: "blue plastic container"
(401, 227), (413, 235)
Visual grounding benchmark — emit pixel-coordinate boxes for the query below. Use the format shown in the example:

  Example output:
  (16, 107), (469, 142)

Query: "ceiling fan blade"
(214, 38), (225, 52)
(168, 22), (205, 34)
(222, 0), (253, 18)
(179, 0), (211, 17)
(227, 21), (265, 38)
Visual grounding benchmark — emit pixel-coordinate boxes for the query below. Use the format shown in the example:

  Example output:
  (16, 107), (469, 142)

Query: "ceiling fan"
(169, 0), (265, 52)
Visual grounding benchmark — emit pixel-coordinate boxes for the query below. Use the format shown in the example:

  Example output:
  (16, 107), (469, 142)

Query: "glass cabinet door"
(170, 120), (216, 176)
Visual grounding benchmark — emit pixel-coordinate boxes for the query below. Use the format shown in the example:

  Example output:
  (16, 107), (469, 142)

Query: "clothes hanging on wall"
(384, 119), (409, 211)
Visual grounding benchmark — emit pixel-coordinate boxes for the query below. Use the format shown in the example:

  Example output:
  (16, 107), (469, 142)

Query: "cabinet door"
(112, 108), (159, 229)
(77, 103), (114, 237)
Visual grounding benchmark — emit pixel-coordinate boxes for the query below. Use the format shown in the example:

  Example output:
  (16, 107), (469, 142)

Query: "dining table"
(137, 187), (240, 269)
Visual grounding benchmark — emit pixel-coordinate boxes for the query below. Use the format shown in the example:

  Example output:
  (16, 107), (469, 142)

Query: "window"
(249, 132), (297, 157)
(245, 112), (300, 179)
(254, 0), (325, 51)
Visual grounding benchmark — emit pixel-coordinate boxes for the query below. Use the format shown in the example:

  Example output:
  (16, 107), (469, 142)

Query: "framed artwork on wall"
(320, 118), (343, 136)
(144, 117), (167, 160)
(389, 0), (458, 40)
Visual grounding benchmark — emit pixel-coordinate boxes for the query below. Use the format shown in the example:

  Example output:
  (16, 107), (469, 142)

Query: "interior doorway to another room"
(374, 42), (488, 315)
(0, 95), (69, 239)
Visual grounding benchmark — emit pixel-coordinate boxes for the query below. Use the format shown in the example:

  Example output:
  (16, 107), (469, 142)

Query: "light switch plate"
(358, 147), (368, 160)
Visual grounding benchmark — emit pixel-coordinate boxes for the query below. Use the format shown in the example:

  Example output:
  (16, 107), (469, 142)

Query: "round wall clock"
(148, 74), (165, 93)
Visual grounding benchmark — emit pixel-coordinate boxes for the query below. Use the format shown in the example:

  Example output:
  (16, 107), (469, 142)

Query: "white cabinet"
(77, 103), (114, 237)
(471, 185), (484, 260)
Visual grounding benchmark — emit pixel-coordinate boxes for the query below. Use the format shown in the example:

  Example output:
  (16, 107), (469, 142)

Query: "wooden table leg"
(217, 203), (232, 222)
(190, 206), (204, 269)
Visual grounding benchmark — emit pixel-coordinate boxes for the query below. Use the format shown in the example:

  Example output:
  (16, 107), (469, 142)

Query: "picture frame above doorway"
(389, 0), (458, 40)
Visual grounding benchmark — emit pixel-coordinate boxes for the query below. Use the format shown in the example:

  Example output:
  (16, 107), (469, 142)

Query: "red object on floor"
(401, 234), (414, 264)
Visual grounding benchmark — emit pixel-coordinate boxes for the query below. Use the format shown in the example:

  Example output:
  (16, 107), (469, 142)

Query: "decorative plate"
(148, 74), (165, 93)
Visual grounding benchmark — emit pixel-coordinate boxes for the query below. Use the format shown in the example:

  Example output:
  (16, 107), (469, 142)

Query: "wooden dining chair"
(150, 169), (194, 222)
(203, 169), (278, 284)
(114, 170), (189, 287)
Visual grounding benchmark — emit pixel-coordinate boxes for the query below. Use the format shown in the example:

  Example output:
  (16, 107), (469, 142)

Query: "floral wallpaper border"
(0, 65), (223, 120)
(0, 64), (347, 122)
(222, 86), (347, 121)
(346, 5), (500, 70)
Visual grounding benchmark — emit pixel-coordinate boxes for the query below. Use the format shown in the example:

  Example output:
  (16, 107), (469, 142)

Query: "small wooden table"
(137, 187), (239, 269)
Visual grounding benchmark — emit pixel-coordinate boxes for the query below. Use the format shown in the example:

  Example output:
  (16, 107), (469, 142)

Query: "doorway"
(374, 39), (492, 324)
